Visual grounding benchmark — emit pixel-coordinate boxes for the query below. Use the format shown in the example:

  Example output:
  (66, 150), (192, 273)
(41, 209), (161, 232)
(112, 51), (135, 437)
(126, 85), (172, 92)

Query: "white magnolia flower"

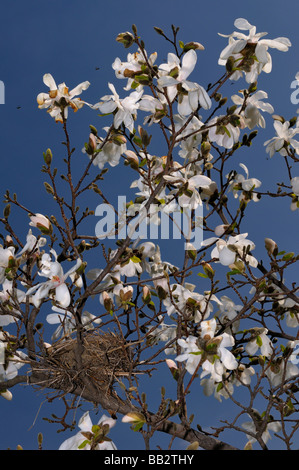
(164, 172), (212, 209)
(46, 306), (102, 341)
(0, 246), (15, 284)
(112, 49), (157, 90)
(265, 358), (299, 387)
(0, 279), (25, 326)
(242, 413), (282, 446)
(231, 90), (274, 129)
(83, 127), (127, 169)
(202, 233), (258, 268)
(157, 50), (211, 113)
(59, 412), (117, 450)
(29, 213), (52, 234)
(208, 115), (241, 149)
(227, 163), (262, 202)
(26, 250), (82, 308)
(37, 73), (91, 122)
(163, 284), (216, 323)
(0, 341), (27, 381)
(245, 328), (273, 357)
(291, 176), (299, 196)
(93, 83), (143, 133)
(216, 295), (242, 332)
(176, 335), (202, 375)
(264, 120), (299, 158)
(17, 229), (47, 259)
(218, 18), (291, 83)
(174, 114), (205, 162)
(176, 318), (238, 379)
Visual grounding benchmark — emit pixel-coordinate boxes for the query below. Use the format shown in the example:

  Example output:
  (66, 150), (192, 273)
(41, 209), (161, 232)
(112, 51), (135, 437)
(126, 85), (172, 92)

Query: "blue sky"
(0, 0), (299, 450)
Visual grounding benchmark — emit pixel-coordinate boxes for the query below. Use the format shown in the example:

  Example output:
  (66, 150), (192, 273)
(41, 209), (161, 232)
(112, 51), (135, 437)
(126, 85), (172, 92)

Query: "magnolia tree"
(1, 18), (299, 451)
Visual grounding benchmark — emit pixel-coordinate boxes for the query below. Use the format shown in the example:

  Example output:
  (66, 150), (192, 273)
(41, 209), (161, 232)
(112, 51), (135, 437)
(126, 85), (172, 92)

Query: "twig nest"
(41, 330), (134, 394)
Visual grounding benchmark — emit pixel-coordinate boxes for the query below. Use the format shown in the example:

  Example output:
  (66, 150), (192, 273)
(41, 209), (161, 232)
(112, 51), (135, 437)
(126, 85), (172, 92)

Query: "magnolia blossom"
(290, 177), (299, 211)
(112, 49), (157, 90)
(245, 328), (273, 357)
(265, 358), (299, 387)
(264, 120), (299, 157)
(208, 115), (241, 149)
(59, 412), (117, 450)
(242, 413), (282, 446)
(46, 306), (102, 341)
(231, 90), (274, 129)
(163, 283), (217, 322)
(29, 213), (52, 234)
(218, 18), (291, 83)
(173, 114), (205, 162)
(157, 50), (211, 113)
(0, 279), (25, 326)
(176, 318), (238, 379)
(84, 127), (127, 169)
(17, 229), (47, 259)
(0, 246), (15, 284)
(0, 334), (27, 381)
(37, 73), (91, 122)
(164, 172), (213, 209)
(202, 232), (258, 268)
(26, 250), (82, 308)
(227, 163), (262, 202)
(93, 82), (143, 133)
(147, 319), (178, 355)
(216, 295), (242, 332)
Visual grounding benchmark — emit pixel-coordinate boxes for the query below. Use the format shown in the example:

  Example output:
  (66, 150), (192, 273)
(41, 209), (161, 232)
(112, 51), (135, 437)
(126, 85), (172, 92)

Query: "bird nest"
(38, 330), (135, 395)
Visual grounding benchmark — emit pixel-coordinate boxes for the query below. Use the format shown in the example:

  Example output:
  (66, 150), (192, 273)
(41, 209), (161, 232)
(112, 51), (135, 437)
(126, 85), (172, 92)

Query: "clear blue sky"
(0, 0), (299, 450)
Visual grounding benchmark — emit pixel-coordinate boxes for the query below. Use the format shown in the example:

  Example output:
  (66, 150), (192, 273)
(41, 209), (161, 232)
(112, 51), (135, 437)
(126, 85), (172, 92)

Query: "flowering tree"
(1, 18), (299, 451)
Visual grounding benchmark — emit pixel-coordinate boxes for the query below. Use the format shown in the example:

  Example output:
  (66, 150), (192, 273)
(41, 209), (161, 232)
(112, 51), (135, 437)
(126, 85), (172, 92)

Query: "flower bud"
(29, 213), (53, 235)
(124, 150), (139, 169)
(265, 238), (278, 256)
(183, 41), (205, 52)
(226, 56), (235, 73)
(88, 133), (97, 152)
(102, 291), (113, 312)
(202, 262), (215, 279)
(142, 285), (151, 304)
(0, 390), (13, 401)
(43, 148), (52, 166)
(116, 32), (135, 48)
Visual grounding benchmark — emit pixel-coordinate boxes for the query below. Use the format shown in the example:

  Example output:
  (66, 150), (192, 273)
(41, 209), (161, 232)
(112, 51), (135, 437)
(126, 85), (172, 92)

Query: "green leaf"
(78, 439), (90, 449)
(282, 252), (294, 261)
(197, 272), (209, 278)
(256, 335), (263, 347)
(131, 255), (141, 263)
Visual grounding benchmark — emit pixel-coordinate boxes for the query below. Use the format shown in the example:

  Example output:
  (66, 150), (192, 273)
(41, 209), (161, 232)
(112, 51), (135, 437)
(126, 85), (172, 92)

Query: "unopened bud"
(0, 390), (13, 401)
(88, 133), (97, 152)
(116, 32), (135, 48)
(201, 141), (211, 157)
(265, 238), (278, 256)
(183, 41), (205, 52)
(102, 291), (113, 312)
(43, 148), (52, 166)
(226, 56), (235, 73)
(142, 285), (151, 304)
(124, 150), (139, 169)
(202, 262), (215, 279)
